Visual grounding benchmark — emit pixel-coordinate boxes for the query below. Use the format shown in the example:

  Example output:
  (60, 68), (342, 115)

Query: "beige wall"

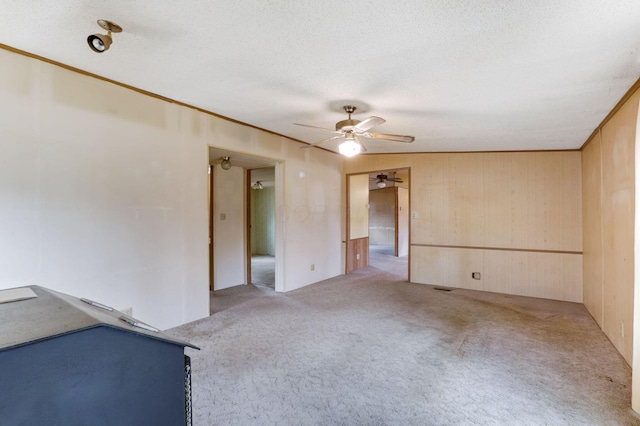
(0, 47), (343, 329)
(345, 151), (583, 302)
(582, 88), (638, 365)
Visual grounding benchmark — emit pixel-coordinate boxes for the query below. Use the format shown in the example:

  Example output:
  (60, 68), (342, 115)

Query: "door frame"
(346, 167), (411, 279)
(208, 147), (285, 293)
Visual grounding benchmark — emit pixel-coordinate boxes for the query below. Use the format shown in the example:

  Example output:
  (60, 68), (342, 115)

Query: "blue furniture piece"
(0, 285), (198, 426)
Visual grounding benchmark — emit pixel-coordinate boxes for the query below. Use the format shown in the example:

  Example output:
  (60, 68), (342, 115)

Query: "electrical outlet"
(220, 213), (226, 220)
(472, 272), (481, 280)
(310, 264), (315, 271)
(356, 253), (361, 260)
(411, 212), (419, 219)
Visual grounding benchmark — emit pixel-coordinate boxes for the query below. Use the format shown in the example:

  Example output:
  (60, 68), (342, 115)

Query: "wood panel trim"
(356, 149), (581, 156)
(412, 243), (582, 255)
(0, 43), (338, 155)
(580, 76), (640, 151)
(346, 237), (369, 274)
(7, 41), (634, 156)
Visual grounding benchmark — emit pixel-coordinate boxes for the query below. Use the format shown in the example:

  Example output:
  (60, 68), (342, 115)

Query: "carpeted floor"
(168, 267), (640, 425)
(369, 244), (408, 280)
(251, 255), (275, 289)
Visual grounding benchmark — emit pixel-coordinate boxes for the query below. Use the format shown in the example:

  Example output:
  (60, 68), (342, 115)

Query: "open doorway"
(248, 167), (276, 289)
(368, 169), (410, 280)
(208, 147), (283, 295)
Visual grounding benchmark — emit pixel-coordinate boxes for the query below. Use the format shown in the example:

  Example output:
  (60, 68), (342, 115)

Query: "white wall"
(213, 165), (246, 290)
(0, 48), (343, 328)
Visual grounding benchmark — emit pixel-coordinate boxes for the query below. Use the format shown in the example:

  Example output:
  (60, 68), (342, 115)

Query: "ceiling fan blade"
(354, 116), (385, 132)
(293, 123), (342, 133)
(299, 135), (342, 149)
(365, 132), (415, 143)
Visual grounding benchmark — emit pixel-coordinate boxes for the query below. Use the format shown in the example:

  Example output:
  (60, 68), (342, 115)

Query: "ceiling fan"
(294, 105), (415, 157)
(371, 173), (403, 188)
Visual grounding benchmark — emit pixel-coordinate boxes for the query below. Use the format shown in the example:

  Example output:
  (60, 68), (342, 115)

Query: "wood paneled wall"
(397, 187), (409, 257)
(346, 237), (369, 274)
(582, 88), (638, 365)
(369, 188), (395, 245)
(582, 134), (604, 325)
(349, 174), (370, 240)
(345, 151), (583, 303)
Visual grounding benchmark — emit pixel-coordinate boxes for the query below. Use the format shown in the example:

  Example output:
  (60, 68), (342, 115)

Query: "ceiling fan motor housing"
(336, 119), (360, 131)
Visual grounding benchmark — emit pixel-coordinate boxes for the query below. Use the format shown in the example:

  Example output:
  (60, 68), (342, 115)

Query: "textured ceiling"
(2, 1), (640, 154)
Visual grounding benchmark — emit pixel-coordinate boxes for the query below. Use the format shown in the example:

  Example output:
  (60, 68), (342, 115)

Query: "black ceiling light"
(87, 19), (123, 53)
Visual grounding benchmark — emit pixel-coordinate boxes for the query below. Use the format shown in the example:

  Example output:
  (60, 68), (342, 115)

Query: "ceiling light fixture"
(376, 180), (386, 188)
(338, 133), (361, 158)
(87, 19), (123, 53)
(220, 156), (232, 170)
(252, 181), (264, 190)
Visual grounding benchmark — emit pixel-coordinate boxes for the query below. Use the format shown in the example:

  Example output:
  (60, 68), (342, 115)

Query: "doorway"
(248, 167), (276, 289)
(208, 147), (284, 294)
(345, 169), (410, 277)
(366, 169), (410, 279)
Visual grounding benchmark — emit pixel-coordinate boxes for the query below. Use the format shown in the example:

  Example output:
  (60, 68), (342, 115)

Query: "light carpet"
(168, 267), (639, 425)
(369, 244), (408, 280)
(251, 255), (275, 289)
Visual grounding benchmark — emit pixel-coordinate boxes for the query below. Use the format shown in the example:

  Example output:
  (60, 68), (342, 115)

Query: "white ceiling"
(2, 1), (640, 154)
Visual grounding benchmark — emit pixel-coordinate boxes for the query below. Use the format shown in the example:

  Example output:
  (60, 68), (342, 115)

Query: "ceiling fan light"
(376, 180), (386, 188)
(338, 140), (361, 157)
(252, 181), (263, 190)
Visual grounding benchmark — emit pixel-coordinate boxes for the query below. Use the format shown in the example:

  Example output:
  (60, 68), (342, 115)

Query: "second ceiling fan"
(371, 173), (403, 188)
(294, 105), (414, 157)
